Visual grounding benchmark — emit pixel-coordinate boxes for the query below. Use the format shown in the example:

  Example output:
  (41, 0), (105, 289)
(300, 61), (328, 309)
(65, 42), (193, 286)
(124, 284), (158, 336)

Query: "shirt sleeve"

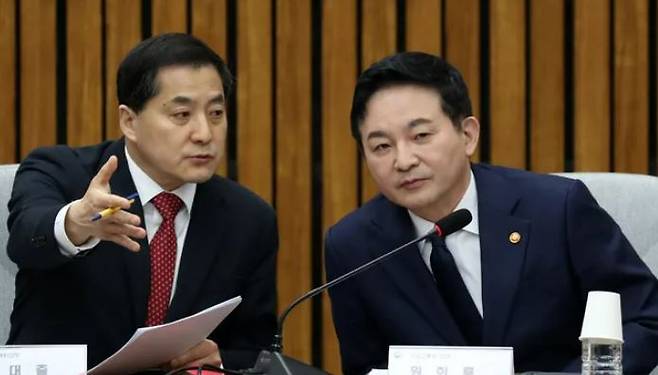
(54, 200), (101, 257)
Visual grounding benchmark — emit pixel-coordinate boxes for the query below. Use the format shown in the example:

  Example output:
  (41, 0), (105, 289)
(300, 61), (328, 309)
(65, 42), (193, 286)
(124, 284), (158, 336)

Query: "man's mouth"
(399, 177), (428, 189)
(187, 154), (215, 162)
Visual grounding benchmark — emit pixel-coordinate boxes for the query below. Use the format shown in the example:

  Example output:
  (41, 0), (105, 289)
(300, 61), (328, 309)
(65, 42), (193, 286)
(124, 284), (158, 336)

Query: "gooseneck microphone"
(255, 209), (472, 374)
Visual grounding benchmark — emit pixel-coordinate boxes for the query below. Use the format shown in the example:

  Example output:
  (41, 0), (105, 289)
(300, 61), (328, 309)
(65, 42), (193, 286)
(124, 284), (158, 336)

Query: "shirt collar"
(408, 170), (480, 237)
(124, 147), (196, 212)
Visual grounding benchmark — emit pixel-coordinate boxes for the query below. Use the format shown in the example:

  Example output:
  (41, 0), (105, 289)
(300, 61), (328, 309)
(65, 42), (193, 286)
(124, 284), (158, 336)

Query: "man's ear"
(119, 105), (138, 141)
(461, 116), (480, 157)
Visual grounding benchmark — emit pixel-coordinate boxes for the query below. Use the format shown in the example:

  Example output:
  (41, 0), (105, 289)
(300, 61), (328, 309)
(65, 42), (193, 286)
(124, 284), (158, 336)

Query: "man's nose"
(394, 145), (419, 171)
(190, 114), (213, 143)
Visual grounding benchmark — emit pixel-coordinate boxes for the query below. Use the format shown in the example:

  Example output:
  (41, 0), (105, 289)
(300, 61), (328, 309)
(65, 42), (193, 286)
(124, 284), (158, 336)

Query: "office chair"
(0, 163), (19, 343)
(554, 172), (658, 277)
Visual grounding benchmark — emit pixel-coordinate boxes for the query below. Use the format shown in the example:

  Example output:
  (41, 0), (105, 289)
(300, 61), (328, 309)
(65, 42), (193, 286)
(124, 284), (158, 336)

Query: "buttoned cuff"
(54, 200), (101, 257)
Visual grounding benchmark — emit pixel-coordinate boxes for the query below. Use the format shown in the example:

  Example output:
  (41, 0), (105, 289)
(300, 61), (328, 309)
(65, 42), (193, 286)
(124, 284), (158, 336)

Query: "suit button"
(31, 235), (47, 248)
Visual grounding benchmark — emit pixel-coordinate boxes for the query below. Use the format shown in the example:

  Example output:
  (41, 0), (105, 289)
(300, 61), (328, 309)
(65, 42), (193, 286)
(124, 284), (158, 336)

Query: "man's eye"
(209, 109), (224, 118)
(173, 112), (190, 120)
(373, 144), (391, 152)
(414, 133), (430, 140)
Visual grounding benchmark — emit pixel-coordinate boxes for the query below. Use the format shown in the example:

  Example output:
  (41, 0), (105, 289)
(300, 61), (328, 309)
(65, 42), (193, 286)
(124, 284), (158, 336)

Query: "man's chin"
(388, 190), (430, 208)
(188, 173), (215, 183)
(184, 168), (217, 183)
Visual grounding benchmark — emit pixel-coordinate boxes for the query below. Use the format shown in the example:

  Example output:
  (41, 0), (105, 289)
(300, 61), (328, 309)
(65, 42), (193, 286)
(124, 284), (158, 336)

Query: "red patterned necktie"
(145, 192), (184, 326)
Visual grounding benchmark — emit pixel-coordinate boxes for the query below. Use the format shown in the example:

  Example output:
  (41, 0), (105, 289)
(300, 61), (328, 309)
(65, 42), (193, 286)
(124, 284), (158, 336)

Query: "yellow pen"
(90, 192), (139, 221)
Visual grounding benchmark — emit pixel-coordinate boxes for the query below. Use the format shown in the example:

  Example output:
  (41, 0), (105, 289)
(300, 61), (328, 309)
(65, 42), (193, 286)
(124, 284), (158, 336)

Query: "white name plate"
(0, 345), (86, 375)
(388, 345), (514, 375)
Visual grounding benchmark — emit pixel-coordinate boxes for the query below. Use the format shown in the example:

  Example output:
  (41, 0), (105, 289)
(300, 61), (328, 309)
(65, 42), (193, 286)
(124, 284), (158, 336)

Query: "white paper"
(388, 345), (514, 375)
(88, 296), (242, 375)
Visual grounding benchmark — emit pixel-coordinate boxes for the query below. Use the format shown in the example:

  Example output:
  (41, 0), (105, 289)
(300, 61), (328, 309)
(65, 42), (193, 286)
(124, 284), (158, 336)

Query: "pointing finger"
(92, 155), (118, 188)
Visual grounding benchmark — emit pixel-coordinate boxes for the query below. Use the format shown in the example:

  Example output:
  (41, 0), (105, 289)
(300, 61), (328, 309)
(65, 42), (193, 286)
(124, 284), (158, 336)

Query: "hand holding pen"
(64, 156), (147, 252)
(91, 192), (139, 221)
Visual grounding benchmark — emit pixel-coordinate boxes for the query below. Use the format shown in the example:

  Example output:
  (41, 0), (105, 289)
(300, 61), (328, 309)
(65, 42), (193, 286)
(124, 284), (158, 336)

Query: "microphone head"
(434, 209), (472, 237)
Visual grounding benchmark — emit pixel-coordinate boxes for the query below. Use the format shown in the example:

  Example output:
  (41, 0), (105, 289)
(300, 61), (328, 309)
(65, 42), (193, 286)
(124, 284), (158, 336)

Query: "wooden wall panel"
(3, 1), (658, 372)
(0, 0), (15, 163)
(105, 1), (141, 140)
(191, 0), (227, 56)
(574, 0), (611, 171)
(67, 0), (102, 147)
(321, 2), (358, 373)
(152, 0), (188, 34)
(237, 0), (272, 202)
(444, 0), (480, 161)
(191, 0), (228, 176)
(405, 0), (441, 54)
(360, 0), (397, 202)
(276, 0), (312, 363)
(614, 0), (648, 173)
(489, 0), (526, 168)
(530, 0), (564, 172)
(20, 0), (56, 158)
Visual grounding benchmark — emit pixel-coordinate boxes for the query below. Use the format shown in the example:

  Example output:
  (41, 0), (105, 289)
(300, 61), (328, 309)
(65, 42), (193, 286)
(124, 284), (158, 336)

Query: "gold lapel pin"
(509, 231), (522, 244)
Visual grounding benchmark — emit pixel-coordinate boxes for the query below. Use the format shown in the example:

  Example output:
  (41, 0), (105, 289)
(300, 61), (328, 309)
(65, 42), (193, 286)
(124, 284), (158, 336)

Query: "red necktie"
(145, 192), (184, 326)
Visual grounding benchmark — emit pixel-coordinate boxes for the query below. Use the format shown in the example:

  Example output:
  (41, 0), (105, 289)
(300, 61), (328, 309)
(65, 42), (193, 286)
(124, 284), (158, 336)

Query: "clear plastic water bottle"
(581, 338), (622, 375)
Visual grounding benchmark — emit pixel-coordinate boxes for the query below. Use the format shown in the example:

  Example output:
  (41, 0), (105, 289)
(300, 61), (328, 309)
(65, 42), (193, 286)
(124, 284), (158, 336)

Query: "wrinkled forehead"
(363, 84), (443, 118)
(151, 64), (224, 101)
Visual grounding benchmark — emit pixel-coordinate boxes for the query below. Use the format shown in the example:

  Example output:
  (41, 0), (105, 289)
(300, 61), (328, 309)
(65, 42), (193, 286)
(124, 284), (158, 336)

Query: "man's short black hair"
(350, 51), (472, 145)
(117, 33), (234, 113)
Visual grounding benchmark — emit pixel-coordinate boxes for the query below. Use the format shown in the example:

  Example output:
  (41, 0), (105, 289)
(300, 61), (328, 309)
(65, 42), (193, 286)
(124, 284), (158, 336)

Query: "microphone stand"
(273, 229), (436, 352)
(252, 208), (471, 374)
(253, 229), (437, 375)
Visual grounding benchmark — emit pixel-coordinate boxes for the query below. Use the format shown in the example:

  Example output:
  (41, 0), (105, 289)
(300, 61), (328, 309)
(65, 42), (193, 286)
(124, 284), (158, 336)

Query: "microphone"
(433, 208), (472, 237)
(252, 209), (473, 374)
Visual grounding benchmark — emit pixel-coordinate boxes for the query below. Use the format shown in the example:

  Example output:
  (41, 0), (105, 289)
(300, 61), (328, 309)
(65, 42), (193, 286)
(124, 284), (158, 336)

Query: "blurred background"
(0, 0), (656, 373)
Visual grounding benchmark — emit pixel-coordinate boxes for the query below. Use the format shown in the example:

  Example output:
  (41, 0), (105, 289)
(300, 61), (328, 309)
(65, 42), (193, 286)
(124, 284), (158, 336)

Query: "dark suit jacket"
(325, 163), (658, 375)
(6, 139), (278, 370)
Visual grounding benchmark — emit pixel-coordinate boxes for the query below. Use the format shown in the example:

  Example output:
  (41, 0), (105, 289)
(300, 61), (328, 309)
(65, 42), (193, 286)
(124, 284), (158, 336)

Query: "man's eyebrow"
(165, 93), (225, 106)
(365, 118), (433, 141)
(168, 96), (192, 105)
(408, 118), (432, 128)
(366, 130), (389, 141)
(209, 94), (225, 104)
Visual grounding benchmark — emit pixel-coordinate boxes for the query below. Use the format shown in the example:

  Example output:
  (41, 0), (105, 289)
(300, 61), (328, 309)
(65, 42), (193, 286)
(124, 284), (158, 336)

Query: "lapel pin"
(509, 231), (522, 244)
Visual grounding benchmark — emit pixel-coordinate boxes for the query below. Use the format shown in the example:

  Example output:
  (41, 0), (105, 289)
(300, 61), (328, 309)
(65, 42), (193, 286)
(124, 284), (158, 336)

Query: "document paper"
(88, 296), (242, 375)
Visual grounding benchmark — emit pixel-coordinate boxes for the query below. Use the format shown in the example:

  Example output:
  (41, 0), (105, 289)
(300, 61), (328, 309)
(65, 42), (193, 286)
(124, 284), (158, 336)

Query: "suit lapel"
(369, 197), (467, 345)
(473, 165), (530, 345)
(104, 139), (151, 327)
(101, 141), (227, 325)
(166, 180), (225, 321)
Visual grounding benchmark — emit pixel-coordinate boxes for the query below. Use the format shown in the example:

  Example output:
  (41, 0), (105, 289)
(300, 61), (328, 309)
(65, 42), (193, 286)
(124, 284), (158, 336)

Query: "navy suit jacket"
(6, 139), (278, 370)
(325, 163), (658, 375)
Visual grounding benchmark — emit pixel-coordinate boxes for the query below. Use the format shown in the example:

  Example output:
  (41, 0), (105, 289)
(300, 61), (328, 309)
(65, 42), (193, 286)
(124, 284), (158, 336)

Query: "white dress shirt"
(54, 147), (197, 300)
(408, 170), (483, 316)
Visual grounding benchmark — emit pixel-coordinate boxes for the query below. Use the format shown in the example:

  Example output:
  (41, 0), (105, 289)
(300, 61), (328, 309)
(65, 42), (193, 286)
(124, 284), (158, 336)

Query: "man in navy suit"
(325, 52), (658, 374)
(6, 33), (277, 371)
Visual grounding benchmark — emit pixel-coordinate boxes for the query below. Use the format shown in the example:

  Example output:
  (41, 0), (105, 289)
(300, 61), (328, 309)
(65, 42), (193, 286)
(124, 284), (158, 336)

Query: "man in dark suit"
(325, 52), (658, 374)
(6, 33), (277, 371)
